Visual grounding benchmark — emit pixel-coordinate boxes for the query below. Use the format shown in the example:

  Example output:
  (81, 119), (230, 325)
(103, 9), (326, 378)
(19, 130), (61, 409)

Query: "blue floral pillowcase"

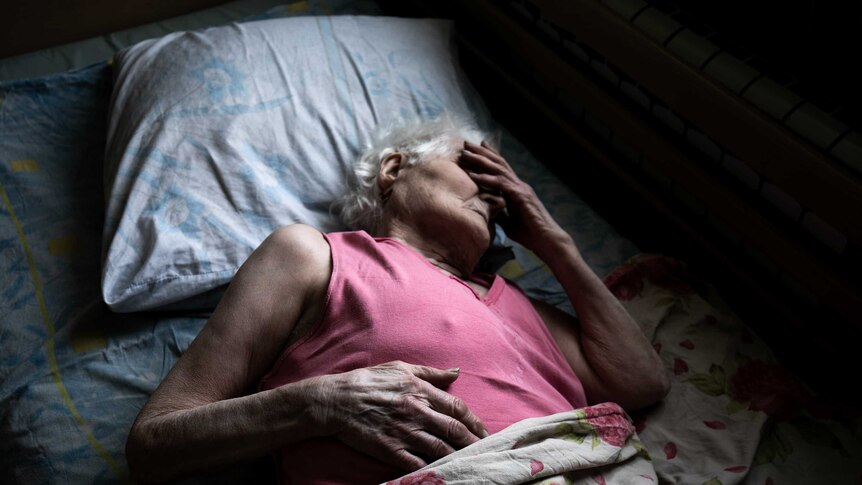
(101, 15), (501, 312)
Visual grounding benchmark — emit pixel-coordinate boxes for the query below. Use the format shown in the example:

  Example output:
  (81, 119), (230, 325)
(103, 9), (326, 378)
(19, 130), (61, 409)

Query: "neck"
(379, 219), (483, 279)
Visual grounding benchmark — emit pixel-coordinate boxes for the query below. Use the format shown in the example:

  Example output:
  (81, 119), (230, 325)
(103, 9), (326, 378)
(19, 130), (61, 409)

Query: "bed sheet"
(0, 59), (248, 485)
(0, 5), (638, 484)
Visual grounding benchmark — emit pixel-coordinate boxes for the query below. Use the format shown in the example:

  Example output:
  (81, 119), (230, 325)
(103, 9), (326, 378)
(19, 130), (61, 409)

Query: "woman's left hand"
(459, 140), (568, 254)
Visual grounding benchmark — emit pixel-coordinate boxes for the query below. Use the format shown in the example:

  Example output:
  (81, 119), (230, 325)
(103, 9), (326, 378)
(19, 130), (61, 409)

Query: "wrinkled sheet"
(385, 403), (656, 485)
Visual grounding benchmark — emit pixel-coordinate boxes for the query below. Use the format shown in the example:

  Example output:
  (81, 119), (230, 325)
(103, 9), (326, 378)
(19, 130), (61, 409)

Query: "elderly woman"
(125, 116), (670, 484)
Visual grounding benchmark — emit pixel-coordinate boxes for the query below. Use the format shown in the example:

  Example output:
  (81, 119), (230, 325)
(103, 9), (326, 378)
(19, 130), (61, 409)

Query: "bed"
(1, 0), (861, 483)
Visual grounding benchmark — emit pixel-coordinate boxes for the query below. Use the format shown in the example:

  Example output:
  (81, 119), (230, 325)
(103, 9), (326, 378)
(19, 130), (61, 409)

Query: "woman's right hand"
(303, 360), (489, 471)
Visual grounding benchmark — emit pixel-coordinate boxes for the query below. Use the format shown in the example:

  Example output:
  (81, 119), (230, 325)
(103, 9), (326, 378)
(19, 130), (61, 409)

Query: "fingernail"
(481, 427), (490, 438)
(449, 367), (460, 374)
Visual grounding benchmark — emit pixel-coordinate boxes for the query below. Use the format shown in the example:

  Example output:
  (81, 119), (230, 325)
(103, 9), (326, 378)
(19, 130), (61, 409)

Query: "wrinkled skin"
(309, 361), (489, 470)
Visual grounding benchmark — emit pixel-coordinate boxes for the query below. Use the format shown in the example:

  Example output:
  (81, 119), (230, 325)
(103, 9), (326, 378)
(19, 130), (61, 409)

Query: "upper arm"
(530, 298), (607, 405)
(140, 224), (332, 417)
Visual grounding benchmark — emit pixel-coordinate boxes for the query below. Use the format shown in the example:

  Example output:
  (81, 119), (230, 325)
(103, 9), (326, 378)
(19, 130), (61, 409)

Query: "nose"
(478, 191), (506, 219)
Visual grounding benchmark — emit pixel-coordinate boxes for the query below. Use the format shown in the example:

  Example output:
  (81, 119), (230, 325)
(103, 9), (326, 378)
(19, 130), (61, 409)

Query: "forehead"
(431, 137), (464, 162)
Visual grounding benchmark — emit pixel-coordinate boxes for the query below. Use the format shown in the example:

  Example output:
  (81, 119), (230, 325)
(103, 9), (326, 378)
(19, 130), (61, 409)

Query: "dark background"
(668, 0), (862, 129)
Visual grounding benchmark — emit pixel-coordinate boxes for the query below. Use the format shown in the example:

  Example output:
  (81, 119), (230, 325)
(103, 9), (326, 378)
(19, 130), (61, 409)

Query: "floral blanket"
(384, 402), (656, 485)
(603, 254), (862, 484)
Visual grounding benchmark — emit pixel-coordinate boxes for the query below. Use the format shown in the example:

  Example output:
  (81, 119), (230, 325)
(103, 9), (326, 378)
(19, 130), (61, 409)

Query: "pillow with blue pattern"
(101, 15), (500, 312)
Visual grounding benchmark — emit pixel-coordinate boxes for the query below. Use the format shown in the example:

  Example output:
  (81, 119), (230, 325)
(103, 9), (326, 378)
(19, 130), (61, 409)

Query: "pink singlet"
(259, 231), (587, 484)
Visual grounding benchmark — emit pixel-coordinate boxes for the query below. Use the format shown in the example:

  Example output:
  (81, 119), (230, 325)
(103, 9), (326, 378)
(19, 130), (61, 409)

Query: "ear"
(378, 152), (404, 193)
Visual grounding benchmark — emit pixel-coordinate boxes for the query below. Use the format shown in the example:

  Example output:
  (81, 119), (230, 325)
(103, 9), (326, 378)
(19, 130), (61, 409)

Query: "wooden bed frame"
(4, 0), (860, 406)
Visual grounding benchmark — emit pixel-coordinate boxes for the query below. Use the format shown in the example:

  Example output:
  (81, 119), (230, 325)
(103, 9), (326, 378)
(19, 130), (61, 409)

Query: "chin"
(473, 231), (493, 255)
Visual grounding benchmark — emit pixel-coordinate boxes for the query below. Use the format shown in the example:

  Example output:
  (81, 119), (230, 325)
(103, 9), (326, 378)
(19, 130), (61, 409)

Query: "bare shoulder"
(265, 223), (330, 254)
(231, 224), (333, 313)
(259, 224), (331, 274)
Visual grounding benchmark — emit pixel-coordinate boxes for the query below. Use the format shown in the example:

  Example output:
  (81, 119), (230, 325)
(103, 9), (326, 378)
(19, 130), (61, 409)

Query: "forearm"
(127, 378), (321, 483)
(535, 232), (669, 408)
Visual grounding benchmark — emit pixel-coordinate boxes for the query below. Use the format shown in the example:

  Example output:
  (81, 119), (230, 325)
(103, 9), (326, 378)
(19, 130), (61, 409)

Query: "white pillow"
(101, 15), (496, 312)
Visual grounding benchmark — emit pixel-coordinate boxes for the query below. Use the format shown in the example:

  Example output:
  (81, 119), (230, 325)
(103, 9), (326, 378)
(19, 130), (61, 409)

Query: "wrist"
(533, 229), (577, 261)
(287, 376), (333, 439)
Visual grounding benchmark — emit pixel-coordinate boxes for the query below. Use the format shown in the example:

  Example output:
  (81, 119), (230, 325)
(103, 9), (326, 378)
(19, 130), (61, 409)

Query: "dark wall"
(668, 0), (862, 128)
(0, 0), (232, 59)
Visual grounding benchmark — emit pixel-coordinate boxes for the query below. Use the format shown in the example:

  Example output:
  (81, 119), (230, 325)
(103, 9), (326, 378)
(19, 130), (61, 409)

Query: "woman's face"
(392, 142), (502, 250)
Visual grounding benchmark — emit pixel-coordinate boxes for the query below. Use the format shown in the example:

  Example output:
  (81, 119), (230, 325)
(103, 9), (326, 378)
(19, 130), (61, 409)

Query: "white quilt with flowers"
(603, 254), (862, 484)
(385, 402), (656, 485)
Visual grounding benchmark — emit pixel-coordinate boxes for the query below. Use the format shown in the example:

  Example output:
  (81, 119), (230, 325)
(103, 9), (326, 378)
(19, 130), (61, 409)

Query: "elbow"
(126, 421), (165, 484)
(634, 367), (672, 411)
(651, 367), (672, 404)
(614, 367), (671, 413)
(126, 422), (150, 483)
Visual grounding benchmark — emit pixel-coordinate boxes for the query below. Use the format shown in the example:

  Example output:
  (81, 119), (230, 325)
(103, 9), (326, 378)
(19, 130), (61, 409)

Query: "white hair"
(334, 114), (493, 234)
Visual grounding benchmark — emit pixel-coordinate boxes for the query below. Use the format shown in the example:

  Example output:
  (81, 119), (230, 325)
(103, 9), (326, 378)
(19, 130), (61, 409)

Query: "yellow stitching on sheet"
(526, 248), (553, 275)
(48, 236), (79, 255)
(287, 0), (310, 12)
(0, 181), (128, 482)
(497, 259), (525, 279)
(10, 160), (39, 172)
(71, 333), (108, 353)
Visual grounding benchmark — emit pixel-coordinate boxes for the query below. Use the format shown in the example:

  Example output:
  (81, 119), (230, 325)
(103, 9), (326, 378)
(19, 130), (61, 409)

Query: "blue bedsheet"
(0, 62), (186, 483)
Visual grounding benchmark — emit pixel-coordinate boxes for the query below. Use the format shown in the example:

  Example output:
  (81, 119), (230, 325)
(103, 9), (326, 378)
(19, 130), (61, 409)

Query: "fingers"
(371, 431), (451, 472)
(468, 139), (502, 158)
(459, 145), (500, 173)
(384, 447), (429, 472)
(479, 192), (507, 216)
(413, 400), (486, 450)
(334, 361), (490, 472)
(418, 382), (489, 442)
(460, 143), (518, 201)
(404, 362), (461, 388)
(362, 440), (428, 472)
(363, 395), (471, 472)
(402, 425), (457, 458)
(466, 170), (504, 191)
(398, 361), (490, 441)
(467, 171), (512, 209)
(462, 140), (512, 170)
